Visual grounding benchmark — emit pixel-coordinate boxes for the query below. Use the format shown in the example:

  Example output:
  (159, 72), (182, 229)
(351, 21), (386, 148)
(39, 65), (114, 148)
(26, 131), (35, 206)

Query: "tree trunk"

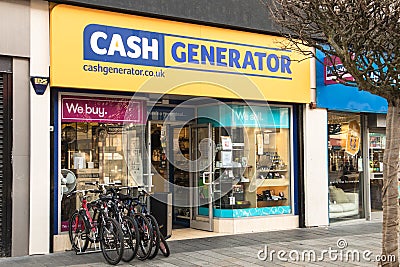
(382, 99), (400, 266)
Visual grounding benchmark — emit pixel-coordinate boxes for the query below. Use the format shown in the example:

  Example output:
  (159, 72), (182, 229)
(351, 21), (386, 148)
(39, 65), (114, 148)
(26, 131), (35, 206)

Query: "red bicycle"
(68, 188), (125, 265)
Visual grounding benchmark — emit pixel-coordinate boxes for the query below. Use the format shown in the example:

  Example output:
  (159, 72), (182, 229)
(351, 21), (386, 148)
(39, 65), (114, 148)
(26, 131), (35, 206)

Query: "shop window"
(59, 95), (146, 232)
(328, 112), (363, 221)
(199, 105), (292, 217)
(369, 132), (385, 211)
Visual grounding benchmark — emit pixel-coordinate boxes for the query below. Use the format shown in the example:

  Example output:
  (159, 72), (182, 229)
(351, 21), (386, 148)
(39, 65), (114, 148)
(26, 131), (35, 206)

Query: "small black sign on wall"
(30, 76), (49, 95)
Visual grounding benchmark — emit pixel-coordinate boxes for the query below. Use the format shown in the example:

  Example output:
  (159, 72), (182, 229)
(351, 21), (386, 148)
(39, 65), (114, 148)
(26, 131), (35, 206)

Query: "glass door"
(190, 123), (214, 231)
(124, 123), (150, 189)
(170, 124), (191, 226)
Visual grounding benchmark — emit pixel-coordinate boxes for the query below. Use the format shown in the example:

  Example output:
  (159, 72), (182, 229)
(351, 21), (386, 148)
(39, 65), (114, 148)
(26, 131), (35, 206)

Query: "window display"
(199, 104), (292, 217)
(59, 95), (147, 231)
(369, 132), (385, 211)
(214, 126), (291, 211)
(255, 128), (290, 209)
(328, 112), (363, 221)
(369, 133), (385, 175)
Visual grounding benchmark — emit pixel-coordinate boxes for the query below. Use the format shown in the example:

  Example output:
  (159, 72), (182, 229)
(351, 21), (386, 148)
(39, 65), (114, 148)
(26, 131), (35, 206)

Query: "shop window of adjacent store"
(328, 112), (363, 221)
(199, 104), (293, 217)
(369, 132), (385, 211)
(59, 95), (147, 232)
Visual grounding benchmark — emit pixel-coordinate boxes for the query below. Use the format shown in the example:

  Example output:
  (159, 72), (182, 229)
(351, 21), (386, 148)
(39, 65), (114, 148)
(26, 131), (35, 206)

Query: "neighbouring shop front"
(49, 4), (311, 251)
(316, 50), (388, 222)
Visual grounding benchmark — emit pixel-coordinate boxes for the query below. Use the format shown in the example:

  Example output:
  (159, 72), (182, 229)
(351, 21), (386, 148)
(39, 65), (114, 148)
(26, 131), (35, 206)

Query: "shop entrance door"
(190, 123), (214, 231)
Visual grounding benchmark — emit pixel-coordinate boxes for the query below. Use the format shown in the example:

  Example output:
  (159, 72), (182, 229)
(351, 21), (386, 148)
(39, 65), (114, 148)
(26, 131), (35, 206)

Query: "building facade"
(48, 3), (312, 251)
(315, 49), (388, 223)
(8, 0), (332, 255)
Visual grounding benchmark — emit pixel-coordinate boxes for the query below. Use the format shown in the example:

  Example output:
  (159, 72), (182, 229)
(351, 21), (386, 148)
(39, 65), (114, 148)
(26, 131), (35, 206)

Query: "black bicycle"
(102, 186), (140, 262)
(123, 187), (170, 259)
(68, 189), (125, 265)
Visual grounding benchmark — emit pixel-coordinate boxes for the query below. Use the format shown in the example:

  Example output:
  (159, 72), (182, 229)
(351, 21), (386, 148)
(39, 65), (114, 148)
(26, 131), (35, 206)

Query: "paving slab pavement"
(0, 220), (391, 266)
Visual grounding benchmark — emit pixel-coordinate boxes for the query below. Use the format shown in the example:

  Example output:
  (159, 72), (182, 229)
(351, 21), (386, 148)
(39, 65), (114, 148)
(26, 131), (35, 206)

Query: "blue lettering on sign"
(201, 45), (215, 65)
(83, 24), (165, 67)
(171, 42), (186, 63)
(83, 24), (293, 78)
(216, 47), (227, 67)
(170, 43), (292, 75)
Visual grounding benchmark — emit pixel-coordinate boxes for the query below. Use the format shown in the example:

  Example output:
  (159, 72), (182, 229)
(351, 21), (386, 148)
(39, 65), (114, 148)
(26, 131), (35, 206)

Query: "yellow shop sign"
(50, 5), (310, 103)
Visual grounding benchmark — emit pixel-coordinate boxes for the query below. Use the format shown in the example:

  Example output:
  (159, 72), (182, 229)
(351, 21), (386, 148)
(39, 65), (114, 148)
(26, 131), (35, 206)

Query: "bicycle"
(68, 188), (125, 265)
(101, 185), (140, 262)
(118, 186), (170, 259)
(105, 185), (153, 261)
(132, 188), (161, 260)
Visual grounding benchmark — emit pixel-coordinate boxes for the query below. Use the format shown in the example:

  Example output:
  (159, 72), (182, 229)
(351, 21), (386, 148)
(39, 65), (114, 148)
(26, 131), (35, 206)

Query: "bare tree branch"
(265, 0), (400, 102)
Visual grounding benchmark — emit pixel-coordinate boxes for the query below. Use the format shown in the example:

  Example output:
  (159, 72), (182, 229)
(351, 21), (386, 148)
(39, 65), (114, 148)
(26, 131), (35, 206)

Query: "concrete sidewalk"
(0, 220), (388, 266)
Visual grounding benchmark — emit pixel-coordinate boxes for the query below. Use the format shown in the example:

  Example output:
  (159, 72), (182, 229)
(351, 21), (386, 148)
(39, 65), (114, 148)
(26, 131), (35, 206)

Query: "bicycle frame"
(71, 190), (109, 253)
(74, 197), (97, 233)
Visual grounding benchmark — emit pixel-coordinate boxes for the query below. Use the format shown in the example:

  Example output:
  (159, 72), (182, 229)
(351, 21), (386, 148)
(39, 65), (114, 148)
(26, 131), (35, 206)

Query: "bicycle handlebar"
(67, 189), (103, 198)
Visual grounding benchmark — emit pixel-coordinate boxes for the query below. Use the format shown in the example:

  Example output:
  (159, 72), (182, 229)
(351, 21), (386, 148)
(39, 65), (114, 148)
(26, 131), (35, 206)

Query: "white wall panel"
(304, 107), (329, 226)
(29, 0), (50, 255)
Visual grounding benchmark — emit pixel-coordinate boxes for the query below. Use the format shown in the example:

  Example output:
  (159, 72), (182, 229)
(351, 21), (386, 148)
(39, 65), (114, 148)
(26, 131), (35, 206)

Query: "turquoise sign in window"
(198, 105), (289, 128)
(199, 206), (292, 218)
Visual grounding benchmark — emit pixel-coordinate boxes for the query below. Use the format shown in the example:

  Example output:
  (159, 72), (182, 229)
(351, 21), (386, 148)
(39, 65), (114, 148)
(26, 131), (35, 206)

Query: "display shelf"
(257, 199), (288, 207)
(257, 178), (290, 187)
(257, 169), (288, 172)
(217, 166), (246, 169)
(232, 143), (245, 146)
(256, 183), (288, 208)
(369, 145), (384, 174)
(213, 128), (251, 210)
(176, 215), (190, 219)
(255, 144), (290, 208)
(330, 180), (359, 184)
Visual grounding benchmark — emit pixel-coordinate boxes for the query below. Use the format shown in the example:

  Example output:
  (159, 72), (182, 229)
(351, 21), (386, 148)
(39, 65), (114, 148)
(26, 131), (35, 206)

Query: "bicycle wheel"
(100, 217), (124, 265)
(133, 213), (153, 260)
(68, 210), (89, 253)
(159, 234), (170, 257)
(121, 215), (139, 262)
(146, 214), (160, 260)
